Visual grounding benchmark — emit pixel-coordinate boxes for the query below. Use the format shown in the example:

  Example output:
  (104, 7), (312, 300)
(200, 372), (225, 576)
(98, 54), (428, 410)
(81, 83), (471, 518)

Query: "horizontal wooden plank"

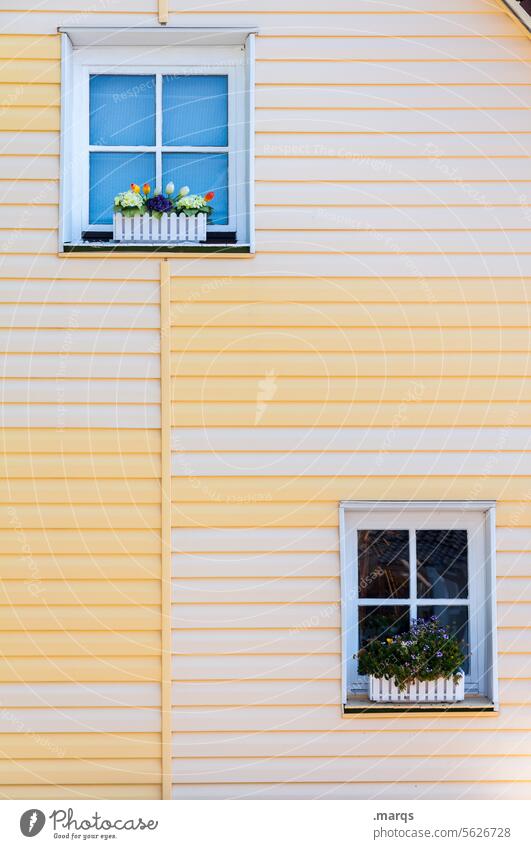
(0, 155), (57, 179)
(172, 551), (339, 578)
(2, 0), (503, 12)
(0, 708), (160, 734)
(170, 402), (531, 427)
(0, 682), (160, 708)
(171, 756), (531, 783)
(0, 504), (160, 530)
(170, 352), (531, 378)
(0, 605), (160, 630)
(171, 679), (339, 706)
(172, 527), (338, 553)
(0, 329), (158, 353)
(1, 630), (161, 656)
(0, 454), (160, 477)
(171, 377), (531, 404)
(0, 429), (159, 453)
(171, 728), (531, 759)
(170, 703), (531, 734)
(256, 61), (531, 87)
(0, 579), (161, 605)
(170, 327), (531, 354)
(0, 82), (59, 106)
(171, 302), (531, 328)
(172, 603), (340, 630)
(171, 783), (531, 800)
(0, 479), (160, 504)
(0, 657), (160, 683)
(170, 277), (531, 304)
(171, 577), (336, 606)
(0, 378), (159, 404)
(0, 35), (59, 58)
(171, 476), (531, 503)
(0, 758), (160, 785)
(0, 304), (159, 328)
(171, 629), (339, 655)
(0, 405), (160, 428)
(0, 553), (160, 580)
(171, 426), (531, 452)
(257, 85), (531, 110)
(171, 654), (338, 681)
(0, 60), (59, 85)
(0, 106), (58, 131)
(171, 501), (531, 529)
(171, 448), (531, 475)
(1, 784), (161, 800)
(0, 281), (158, 305)
(0, 732), (160, 760)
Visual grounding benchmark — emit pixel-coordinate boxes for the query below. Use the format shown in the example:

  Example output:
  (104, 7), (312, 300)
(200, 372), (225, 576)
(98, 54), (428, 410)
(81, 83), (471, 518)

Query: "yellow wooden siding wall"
(168, 0), (531, 800)
(2, 0), (531, 800)
(0, 14), (163, 795)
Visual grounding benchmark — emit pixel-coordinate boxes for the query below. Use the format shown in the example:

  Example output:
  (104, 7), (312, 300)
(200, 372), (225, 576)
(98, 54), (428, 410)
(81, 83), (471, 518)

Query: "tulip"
(142, 183), (151, 197)
(131, 183), (140, 193)
(204, 191), (215, 202)
(165, 182), (175, 196)
(177, 185), (189, 198)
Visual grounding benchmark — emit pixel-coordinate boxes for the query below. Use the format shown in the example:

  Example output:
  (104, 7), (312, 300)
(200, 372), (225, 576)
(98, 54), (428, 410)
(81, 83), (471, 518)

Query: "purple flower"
(146, 194), (173, 214)
(436, 651), (443, 658)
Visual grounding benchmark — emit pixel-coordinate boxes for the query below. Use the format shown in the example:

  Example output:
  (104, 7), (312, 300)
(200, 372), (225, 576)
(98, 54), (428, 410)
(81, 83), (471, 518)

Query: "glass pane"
(417, 529), (468, 599)
(90, 74), (155, 146)
(417, 604), (470, 674)
(162, 75), (228, 146)
(89, 152), (156, 225)
(358, 529), (409, 598)
(358, 605), (410, 648)
(162, 153), (228, 225)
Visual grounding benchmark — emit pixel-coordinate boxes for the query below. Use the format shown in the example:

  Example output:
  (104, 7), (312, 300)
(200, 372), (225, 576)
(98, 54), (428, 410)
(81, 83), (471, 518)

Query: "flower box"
(368, 670), (465, 703)
(113, 211), (207, 244)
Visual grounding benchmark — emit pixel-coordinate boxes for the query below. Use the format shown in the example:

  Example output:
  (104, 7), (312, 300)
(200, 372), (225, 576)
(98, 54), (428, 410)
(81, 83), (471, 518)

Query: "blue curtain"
(90, 152), (156, 225)
(162, 153), (228, 225)
(90, 74), (156, 146)
(162, 75), (228, 147)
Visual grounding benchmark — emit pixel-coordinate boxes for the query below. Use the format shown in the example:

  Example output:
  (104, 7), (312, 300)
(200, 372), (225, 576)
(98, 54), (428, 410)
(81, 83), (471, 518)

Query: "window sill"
(61, 242), (252, 256)
(343, 695), (496, 716)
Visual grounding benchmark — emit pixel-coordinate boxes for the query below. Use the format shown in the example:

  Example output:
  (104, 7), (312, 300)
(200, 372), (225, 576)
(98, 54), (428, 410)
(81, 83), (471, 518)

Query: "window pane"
(162, 75), (228, 146)
(89, 152), (155, 225)
(359, 605), (410, 648)
(358, 529), (409, 598)
(417, 529), (468, 599)
(90, 74), (155, 146)
(162, 153), (228, 225)
(417, 604), (470, 674)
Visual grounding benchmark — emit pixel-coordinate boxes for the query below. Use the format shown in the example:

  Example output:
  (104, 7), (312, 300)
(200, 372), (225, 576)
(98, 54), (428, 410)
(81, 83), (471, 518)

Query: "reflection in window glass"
(90, 74), (155, 146)
(358, 529), (409, 599)
(358, 605), (410, 648)
(417, 604), (470, 674)
(417, 529), (468, 599)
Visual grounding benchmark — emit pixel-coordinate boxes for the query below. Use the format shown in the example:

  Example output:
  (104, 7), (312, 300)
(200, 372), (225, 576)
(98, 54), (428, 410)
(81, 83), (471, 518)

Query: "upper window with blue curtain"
(88, 73), (230, 228)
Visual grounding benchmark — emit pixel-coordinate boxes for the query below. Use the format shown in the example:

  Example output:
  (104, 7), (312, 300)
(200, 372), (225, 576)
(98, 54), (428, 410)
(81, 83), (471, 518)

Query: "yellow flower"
(131, 183), (140, 193)
(386, 638), (393, 644)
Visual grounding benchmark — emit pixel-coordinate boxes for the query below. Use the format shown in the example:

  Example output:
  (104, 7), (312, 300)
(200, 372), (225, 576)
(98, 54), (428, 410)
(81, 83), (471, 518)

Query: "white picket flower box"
(368, 670), (465, 703)
(113, 211), (207, 244)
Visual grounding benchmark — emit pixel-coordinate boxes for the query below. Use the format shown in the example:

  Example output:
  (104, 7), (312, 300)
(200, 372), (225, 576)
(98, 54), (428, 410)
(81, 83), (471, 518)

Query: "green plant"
(356, 616), (465, 691)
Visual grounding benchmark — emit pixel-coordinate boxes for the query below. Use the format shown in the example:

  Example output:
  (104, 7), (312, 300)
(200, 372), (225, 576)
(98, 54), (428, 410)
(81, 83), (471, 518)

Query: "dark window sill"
(343, 696), (496, 716)
(62, 242), (252, 255)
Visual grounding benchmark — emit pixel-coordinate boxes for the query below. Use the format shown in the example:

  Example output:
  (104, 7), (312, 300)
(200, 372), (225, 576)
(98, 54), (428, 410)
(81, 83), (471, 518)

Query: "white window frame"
(60, 37), (253, 247)
(339, 501), (498, 708)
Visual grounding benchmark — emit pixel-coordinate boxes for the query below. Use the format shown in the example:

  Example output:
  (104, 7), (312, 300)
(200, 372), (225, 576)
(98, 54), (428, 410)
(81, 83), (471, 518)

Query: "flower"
(146, 194), (173, 214)
(386, 638), (393, 644)
(177, 185), (189, 198)
(142, 183), (151, 197)
(165, 182), (175, 196)
(114, 190), (145, 211)
(204, 191), (215, 202)
(131, 183), (140, 193)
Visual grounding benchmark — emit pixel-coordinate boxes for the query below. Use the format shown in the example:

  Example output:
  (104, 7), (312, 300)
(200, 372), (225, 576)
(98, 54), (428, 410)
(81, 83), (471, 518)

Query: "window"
(340, 502), (498, 708)
(60, 28), (255, 249)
